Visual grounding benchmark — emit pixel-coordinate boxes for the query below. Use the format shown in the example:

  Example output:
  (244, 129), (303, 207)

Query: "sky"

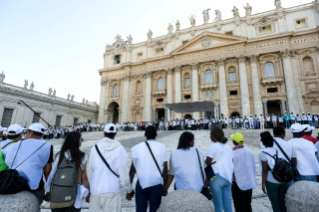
(0, 0), (309, 104)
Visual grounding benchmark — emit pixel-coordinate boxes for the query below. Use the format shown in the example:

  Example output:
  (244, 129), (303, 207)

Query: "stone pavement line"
(42, 129), (290, 212)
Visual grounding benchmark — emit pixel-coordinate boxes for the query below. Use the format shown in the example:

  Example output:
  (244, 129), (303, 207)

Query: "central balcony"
(261, 76), (283, 85)
(152, 89), (166, 97)
(200, 83), (218, 91)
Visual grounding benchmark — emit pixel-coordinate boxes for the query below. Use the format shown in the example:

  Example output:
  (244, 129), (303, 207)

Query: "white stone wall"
(0, 82), (98, 127)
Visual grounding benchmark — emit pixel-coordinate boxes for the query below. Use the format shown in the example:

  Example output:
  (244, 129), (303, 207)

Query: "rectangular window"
(259, 25), (272, 35)
(185, 78), (191, 87)
(229, 72), (236, 81)
(157, 98), (164, 103)
(55, 116), (62, 127)
(230, 90), (238, 96)
(156, 48), (164, 55)
(296, 19), (307, 29)
(137, 52), (143, 60)
(1, 108), (14, 127)
(32, 113), (41, 123)
(114, 55), (121, 64)
(267, 87), (278, 93)
(73, 118), (78, 126)
(182, 40), (189, 45)
(225, 31), (233, 35)
(184, 95), (191, 100)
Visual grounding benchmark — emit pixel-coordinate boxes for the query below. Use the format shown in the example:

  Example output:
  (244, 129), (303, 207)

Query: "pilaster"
(190, 63), (200, 119)
(216, 58), (229, 118)
(121, 75), (130, 123)
(166, 68), (173, 121)
(249, 54), (263, 116)
(98, 80), (108, 123)
(236, 55), (251, 117)
(144, 72), (152, 121)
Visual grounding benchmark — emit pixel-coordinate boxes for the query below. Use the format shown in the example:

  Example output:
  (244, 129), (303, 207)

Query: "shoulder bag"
(95, 145), (119, 178)
(145, 141), (162, 177)
(205, 144), (226, 182)
(195, 148), (212, 200)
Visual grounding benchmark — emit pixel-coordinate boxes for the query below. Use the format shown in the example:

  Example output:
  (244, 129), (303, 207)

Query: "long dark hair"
(58, 132), (84, 170)
(211, 126), (228, 143)
(177, 131), (194, 150)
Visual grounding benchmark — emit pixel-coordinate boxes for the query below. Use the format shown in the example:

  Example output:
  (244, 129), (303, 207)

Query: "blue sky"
(0, 0), (308, 103)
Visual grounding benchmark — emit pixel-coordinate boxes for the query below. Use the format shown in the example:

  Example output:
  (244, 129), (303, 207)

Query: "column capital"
(165, 68), (173, 75)
(316, 46), (319, 53)
(190, 63), (199, 70)
(262, 100), (267, 104)
(121, 75), (131, 81)
(216, 58), (226, 66)
(280, 49), (291, 59)
(101, 79), (108, 85)
(248, 54), (259, 63)
(290, 49), (298, 57)
(236, 54), (247, 63)
(174, 66), (182, 73)
(143, 72), (152, 79)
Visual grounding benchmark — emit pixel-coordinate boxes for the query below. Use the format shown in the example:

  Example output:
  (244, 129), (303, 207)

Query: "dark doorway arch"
(108, 102), (119, 123)
(184, 114), (192, 119)
(231, 111), (240, 117)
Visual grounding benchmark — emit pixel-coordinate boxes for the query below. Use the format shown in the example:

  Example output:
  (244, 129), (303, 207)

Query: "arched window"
(157, 77), (164, 90)
(228, 66), (236, 82)
(303, 57), (315, 73)
(136, 81), (142, 94)
(113, 84), (118, 96)
(205, 69), (213, 83)
(264, 62), (275, 77)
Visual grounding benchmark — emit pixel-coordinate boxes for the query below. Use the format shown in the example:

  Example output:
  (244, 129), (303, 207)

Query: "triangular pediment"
(172, 31), (247, 55)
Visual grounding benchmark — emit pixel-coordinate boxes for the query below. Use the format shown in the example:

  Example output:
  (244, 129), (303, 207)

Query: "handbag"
(195, 148), (212, 200)
(273, 139), (300, 181)
(95, 145), (119, 177)
(204, 144), (226, 182)
(145, 141), (162, 176)
(0, 141), (46, 194)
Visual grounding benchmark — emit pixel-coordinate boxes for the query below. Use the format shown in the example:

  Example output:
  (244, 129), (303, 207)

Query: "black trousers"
(231, 182), (252, 212)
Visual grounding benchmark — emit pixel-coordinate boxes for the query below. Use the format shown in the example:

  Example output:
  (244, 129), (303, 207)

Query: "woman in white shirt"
(206, 127), (233, 212)
(164, 132), (206, 194)
(45, 132), (89, 212)
(259, 131), (286, 212)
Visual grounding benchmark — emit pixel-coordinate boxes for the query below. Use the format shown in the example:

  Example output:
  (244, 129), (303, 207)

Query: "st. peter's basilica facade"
(98, 1), (319, 123)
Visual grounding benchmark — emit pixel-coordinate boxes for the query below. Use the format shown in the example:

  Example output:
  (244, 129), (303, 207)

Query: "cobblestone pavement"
(41, 128), (295, 211)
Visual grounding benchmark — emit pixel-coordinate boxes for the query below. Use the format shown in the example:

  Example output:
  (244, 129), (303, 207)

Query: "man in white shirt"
(249, 116), (254, 129)
(288, 124), (319, 182)
(272, 114), (277, 128)
(4, 123), (52, 211)
(260, 114), (265, 130)
(314, 114), (319, 128)
(130, 126), (168, 212)
(87, 123), (134, 212)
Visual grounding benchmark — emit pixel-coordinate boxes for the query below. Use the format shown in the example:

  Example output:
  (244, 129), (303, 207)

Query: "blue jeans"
(160, 126), (164, 131)
(136, 181), (162, 212)
(308, 121), (313, 127)
(209, 173), (233, 212)
(295, 175), (318, 182)
(285, 120), (290, 128)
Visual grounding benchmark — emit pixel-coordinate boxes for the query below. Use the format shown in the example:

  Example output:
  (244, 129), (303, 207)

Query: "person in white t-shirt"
(288, 124), (319, 182)
(231, 133), (257, 212)
(86, 123), (134, 212)
(260, 114), (265, 130)
(259, 131), (288, 212)
(164, 132), (205, 194)
(130, 126), (168, 212)
(206, 127), (233, 212)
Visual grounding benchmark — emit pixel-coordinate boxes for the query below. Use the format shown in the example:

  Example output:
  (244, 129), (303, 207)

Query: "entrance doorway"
(267, 100), (281, 116)
(184, 114), (192, 119)
(231, 111), (240, 118)
(156, 109), (165, 122)
(108, 102), (119, 123)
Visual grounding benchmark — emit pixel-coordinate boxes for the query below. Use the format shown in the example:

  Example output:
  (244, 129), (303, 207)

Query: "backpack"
(262, 149), (294, 183)
(50, 156), (81, 209)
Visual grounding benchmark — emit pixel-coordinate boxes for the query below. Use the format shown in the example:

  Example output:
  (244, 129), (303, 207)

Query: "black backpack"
(262, 149), (294, 183)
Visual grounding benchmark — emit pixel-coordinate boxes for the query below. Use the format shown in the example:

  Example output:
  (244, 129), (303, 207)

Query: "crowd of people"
(0, 120), (319, 212)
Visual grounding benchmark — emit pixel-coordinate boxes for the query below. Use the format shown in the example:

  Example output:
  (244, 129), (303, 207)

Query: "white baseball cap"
(7, 124), (23, 136)
(28, 123), (45, 134)
(0, 126), (3, 132)
(303, 125), (315, 133)
(104, 123), (117, 133)
(291, 123), (307, 133)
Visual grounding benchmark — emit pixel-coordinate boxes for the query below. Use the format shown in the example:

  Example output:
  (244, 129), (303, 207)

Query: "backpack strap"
(145, 141), (163, 177)
(95, 145), (119, 178)
(262, 150), (277, 160)
(273, 139), (294, 166)
(195, 148), (205, 184)
(1, 141), (13, 150)
(13, 142), (46, 170)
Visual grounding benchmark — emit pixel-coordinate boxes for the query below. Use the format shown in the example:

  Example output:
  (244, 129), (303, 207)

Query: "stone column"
(166, 68), (173, 121)
(237, 55), (251, 117)
(290, 50), (304, 113)
(214, 103), (220, 118)
(280, 99), (287, 115)
(249, 55), (263, 116)
(144, 72), (152, 121)
(191, 63), (200, 119)
(121, 76), (130, 123)
(280, 49), (299, 113)
(263, 101), (268, 116)
(98, 80), (108, 123)
(174, 66), (182, 119)
(216, 58), (229, 118)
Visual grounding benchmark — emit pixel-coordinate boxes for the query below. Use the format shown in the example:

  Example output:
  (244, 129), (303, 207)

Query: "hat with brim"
(303, 125), (315, 133)
(104, 123), (117, 133)
(291, 123), (307, 133)
(28, 123), (45, 134)
(7, 124), (23, 136)
(230, 133), (244, 145)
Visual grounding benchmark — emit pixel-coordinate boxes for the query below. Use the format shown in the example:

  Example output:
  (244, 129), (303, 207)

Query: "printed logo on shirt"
(61, 175), (66, 180)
